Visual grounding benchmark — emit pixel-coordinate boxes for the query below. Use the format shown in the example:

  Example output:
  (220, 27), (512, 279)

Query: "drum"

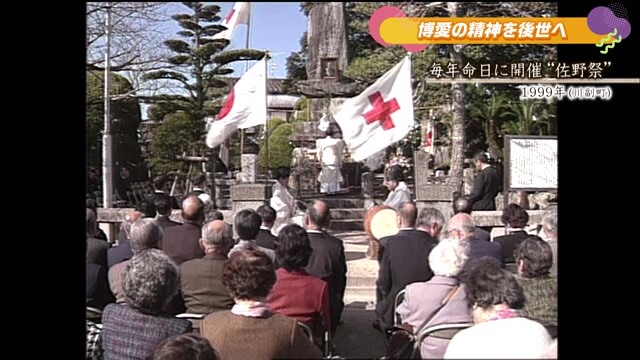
(364, 205), (399, 242)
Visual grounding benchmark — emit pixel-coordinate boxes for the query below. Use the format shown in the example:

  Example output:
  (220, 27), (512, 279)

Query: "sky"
(162, 2), (307, 78)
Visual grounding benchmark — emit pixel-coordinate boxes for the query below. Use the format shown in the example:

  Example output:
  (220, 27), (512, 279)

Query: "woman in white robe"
(316, 126), (345, 195)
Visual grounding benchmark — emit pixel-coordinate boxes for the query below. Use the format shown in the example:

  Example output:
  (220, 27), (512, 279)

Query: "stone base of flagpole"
(230, 183), (272, 234)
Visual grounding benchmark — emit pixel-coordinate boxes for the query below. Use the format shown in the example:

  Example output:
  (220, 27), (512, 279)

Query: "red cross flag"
(332, 56), (414, 161)
(213, 2), (251, 41)
(206, 57), (267, 149)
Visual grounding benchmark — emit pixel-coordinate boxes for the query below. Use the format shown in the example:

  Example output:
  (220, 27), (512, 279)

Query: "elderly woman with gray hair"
(101, 249), (192, 360)
(395, 238), (473, 359)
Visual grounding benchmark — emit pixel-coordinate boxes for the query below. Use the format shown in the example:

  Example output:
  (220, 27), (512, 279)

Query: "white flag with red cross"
(332, 56), (414, 161)
(213, 2), (251, 41)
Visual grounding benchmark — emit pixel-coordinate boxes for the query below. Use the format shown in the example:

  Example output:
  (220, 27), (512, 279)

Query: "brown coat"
(201, 311), (322, 359)
(180, 253), (234, 314)
(159, 221), (204, 266)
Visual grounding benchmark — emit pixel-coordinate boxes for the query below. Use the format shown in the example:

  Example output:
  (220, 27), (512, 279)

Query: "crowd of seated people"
(87, 188), (557, 359)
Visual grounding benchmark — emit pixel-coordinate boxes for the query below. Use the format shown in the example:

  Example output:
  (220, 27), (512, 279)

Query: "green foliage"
(502, 99), (553, 136)
(258, 118), (289, 169)
(292, 97), (309, 122)
(86, 71), (144, 177)
(148, 112), (203, 174)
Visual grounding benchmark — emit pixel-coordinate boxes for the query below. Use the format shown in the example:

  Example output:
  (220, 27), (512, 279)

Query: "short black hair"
(211, 211), (224, 221)
(135, 200), (157, 218)
(385, 165), (404, 182)
(234, 209), (261, 240)
(154, 194), (172, 216)
(473, 151), (489, 164)
(153, 175), (169, 191)
(256, 205), (276, 224)
(501, 203), (529, 228)
(465, 257), (525, 310)
(191, 173), (207, 187)
(276, 224), (313, 271)
(272, 167), (290, 180)
(515, 235), (553, 278)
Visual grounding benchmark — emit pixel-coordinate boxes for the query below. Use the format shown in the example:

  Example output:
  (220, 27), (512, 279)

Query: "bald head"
(306, 200), (330, 229)
(182, 196), (205, 223)
(453, 197), (472, 214)
(201, 220), (234, 253)
(447, 213), (475, 240)
(397, 202), (417, 228)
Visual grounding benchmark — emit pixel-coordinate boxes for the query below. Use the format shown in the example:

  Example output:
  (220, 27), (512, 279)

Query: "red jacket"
(267, 268), (331, 335)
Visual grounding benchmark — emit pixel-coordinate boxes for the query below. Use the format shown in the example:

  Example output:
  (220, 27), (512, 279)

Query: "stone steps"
(329, 208), (366, 220)
(329, 219), (364, 231)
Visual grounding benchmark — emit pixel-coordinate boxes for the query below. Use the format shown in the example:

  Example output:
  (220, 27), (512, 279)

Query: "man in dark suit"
(181, 220), (235, 315)
(256, 205), (278, 250)
(375, 202), (438, 332)
(108, 210), (143, 268)
(151, 175), (180, 209)
(304, 200), (347, 334)
(447, 213), (504, 280)
(153, 194), (181, 230)
(453, 197), (491, 241)
(493, 203), (530, 269)
(160, 196), (206, 266)
(87, 263), (114, 310)
(87, 208), (109, 267)
(468, 152), (500, 211)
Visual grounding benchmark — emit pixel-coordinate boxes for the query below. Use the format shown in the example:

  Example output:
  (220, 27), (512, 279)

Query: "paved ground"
(329, 231), (387, 359)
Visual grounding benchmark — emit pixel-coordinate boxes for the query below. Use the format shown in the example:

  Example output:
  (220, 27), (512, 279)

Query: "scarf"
(231, 301), (272, 318)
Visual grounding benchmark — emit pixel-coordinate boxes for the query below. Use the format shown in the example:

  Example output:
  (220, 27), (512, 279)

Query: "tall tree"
(143, 2), (265, 169)
(86, 71), (144, 179)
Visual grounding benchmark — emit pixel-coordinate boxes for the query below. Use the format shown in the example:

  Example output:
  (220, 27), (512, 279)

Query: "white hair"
(429, 238), (469, 277)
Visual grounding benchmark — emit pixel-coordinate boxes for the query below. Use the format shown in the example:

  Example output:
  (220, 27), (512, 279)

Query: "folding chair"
(86, 306), (103, 324)
(297, 322), (335, 358)
(411, 322), (474, 358)
(393, 288), (407, 326)
(176, 313), (206, 335)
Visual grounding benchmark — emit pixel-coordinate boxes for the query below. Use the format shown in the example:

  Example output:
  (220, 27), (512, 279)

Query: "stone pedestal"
(415, 184), (457, 220)
(231, 183), (272, 216)
(239, 154), (259, 183)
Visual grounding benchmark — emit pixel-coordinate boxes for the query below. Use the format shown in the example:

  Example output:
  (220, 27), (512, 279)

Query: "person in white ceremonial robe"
(316, 125), (345, 195)
(270, 167), (305, 236)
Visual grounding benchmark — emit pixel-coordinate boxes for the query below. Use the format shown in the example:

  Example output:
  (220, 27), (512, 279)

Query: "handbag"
(384, 285), (461, 359)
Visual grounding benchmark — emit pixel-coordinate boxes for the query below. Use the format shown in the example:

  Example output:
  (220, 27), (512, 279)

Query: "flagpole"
(265, 50), (271, 184)
(240, 3), (253, 156)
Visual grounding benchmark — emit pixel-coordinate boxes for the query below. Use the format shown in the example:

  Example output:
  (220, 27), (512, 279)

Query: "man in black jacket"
(468, 152), (500, 211)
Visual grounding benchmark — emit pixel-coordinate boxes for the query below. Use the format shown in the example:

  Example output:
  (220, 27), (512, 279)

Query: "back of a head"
(429, 238), (469, 277)
(123, 249), (180, 315)
(136, 200), (157, 218)
(417, 207), (445, 231)
(182, 196), (205, 223)
(307, 200), (330, 228)
(151, 333), (220, 360)
(501, 203), (529, 228)
(542, 205), (558, 235)
(397, 202), (417, 227)
(153, 175), (169, 191)
(448, 213), (476, 237)
(223, 247), (276, 301)
(515, 235), (553, 278)
(272, 167), (290, 180)
(201, 220), (234, 250)
(277, 224), (313, 271)
(234, 209), (261, 240)
(465, 257), (525, 310)
(453, 197), (472, 214)
(385, 165), (404, 182)
(86, 198), (98, 215)
(256, 205), (276, 225)
(154, 194), (173, 216)
(191, 173), (207, 188)
(211, 211), (224, 221)
(87, 208), (97, 237)
(130, 218), (163, 254)
(473, 151), (489, 164)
